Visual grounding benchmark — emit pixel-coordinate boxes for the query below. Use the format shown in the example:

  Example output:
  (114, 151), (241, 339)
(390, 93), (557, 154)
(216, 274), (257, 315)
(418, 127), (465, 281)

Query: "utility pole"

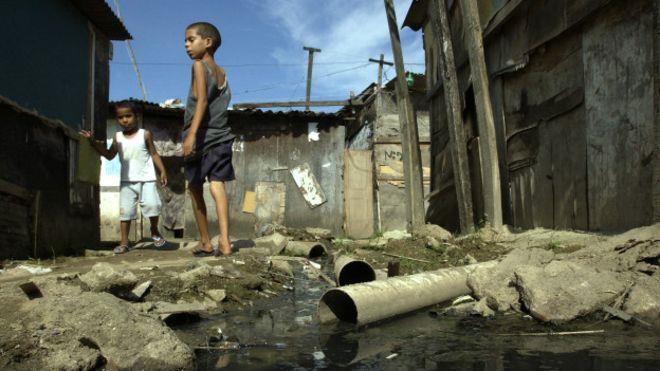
(383, 0), (426, 231)
(430, 0), (475, 233)
(303, 46), (321, 111)
(459, 0), (503, 228)
(112, 0), (147, 100)
(369, 54), (394, 90)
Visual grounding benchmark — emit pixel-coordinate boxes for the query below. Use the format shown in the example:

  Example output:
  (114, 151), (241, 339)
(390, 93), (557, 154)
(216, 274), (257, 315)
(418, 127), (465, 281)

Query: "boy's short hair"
(187, 22), (221, 53)
(114, 100), (141, 115)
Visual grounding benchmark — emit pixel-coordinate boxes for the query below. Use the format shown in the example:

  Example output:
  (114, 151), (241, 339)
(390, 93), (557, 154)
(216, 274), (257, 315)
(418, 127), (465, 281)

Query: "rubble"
(623, 274), (660, 322)
(79, 262), (138, 294)
(205, 289), (227, 302)
(515, 260), (627, 323)
(269, 259), (293, 277)
(305, 227), (332, 239)
(413, 223), (452, 241)
(22, 290), (195, 370)
(467, 248), (554, 312)
(131, 280), (152, 300)
(254, 232), (289, 255)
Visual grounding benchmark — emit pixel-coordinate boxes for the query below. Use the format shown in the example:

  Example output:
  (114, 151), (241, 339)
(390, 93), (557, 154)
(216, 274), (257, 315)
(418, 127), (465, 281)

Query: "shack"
(404, 0), (658, 232)
(0, 0), (130, 259)
(102, 102), (345, 240)
(344, 75), (431, 237)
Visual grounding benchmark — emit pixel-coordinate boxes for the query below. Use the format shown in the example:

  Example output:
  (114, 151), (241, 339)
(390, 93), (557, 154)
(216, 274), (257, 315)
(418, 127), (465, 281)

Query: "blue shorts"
(185, 139), (235, 186)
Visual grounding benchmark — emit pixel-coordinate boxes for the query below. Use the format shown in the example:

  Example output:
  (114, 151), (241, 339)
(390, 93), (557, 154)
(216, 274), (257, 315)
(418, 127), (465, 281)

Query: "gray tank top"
(183, 60), (234, 153)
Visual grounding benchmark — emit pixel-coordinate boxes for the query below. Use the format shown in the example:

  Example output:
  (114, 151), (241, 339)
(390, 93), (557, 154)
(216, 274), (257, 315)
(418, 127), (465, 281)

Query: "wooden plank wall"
(423, 0), (655, 232)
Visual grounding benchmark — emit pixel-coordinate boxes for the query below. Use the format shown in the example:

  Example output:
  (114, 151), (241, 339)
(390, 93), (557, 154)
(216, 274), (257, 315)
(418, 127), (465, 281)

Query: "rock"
(242, 275), (265, 290)
(210, 264), (242, 279)
(177, 263), (213, 288)
(413, 223), (452, 241)
(382, 230), (411, 240)
(472, 298), (495, 317)
(623, 275), (660, 322)
(425, 236), (441, 250)
(370, 237), (388, 247)
(205, 289), (227, 302)
(295, 315), (313, 325)
(467, 248), (554, 312)
(305, 227), (332, 239)
(269, 260), (293, 277)
(79, 263), (138, 295)
(236, 247), (272, 256)
(134, 300), (218, 320)
(463, 254), (478, 265)
(131, 281), (152, 300)
(84, 249), (114, 257)
(515, 260), (626, 323)
(254, 232), (289, 255)
(23, 291), (194, 370)
(441, 302), (477, 316)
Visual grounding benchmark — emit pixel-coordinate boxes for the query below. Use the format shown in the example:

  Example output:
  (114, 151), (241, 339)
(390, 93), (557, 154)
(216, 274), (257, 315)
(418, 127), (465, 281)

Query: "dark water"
(174, 263), (660, 370)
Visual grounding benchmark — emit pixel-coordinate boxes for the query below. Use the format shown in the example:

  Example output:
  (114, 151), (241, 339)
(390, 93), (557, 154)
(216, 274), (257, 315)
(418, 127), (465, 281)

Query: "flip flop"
(192, 245), (218, 257)
(152, 236), (167, 248)
(113, 245), (131, 255)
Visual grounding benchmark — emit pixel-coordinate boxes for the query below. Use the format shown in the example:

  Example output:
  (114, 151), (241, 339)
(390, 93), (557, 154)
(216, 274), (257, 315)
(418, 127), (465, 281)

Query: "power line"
(109, 61), (425, 67)
(112, 0), (147, 100)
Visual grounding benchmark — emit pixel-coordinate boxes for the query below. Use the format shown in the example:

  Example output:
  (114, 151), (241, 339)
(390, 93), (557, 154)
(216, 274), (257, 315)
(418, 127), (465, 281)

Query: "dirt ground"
(0, 223), (658, 369)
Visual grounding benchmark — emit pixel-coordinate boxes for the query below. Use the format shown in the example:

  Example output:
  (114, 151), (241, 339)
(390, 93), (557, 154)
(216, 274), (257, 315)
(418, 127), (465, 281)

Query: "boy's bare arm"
(183, 61), (208, 157)
(79, 130), (118, 160)
(145, 130), (168, 186)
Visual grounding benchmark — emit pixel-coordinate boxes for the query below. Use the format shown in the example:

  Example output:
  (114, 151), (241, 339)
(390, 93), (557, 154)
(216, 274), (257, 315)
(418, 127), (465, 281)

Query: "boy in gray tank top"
(183, 22), (235, 257)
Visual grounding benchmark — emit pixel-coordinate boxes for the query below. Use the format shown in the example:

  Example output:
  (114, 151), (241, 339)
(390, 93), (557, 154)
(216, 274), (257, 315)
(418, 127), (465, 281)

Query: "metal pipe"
(334, 255), (376, 286)
(318, 261), (496, 326)
(285, 241), (327, 258)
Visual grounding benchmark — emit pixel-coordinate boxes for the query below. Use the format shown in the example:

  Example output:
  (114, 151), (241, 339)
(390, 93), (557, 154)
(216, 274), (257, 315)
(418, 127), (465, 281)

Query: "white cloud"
(257, 0), (425, 101)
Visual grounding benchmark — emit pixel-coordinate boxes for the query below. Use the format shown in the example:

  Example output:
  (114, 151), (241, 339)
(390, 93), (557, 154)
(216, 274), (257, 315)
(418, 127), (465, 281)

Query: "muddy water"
(174, 262), (660, 370)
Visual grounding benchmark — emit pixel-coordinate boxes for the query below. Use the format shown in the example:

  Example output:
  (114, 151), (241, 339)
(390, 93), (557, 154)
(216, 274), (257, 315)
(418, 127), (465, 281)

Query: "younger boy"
(183, 21), (234, 257)
(80, 101), (168, 254)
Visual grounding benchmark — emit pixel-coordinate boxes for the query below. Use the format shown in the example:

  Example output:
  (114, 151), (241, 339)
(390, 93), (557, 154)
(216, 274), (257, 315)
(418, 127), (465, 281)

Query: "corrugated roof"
(110, 99), (338, 120)
(70, 0), (131, 40)
(402, 0), (429, 31)
(0, 95), (79, 139)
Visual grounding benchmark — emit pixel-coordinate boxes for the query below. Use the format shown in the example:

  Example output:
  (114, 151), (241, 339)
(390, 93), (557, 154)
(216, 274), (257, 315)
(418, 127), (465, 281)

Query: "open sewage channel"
(173, 256), (660, 370)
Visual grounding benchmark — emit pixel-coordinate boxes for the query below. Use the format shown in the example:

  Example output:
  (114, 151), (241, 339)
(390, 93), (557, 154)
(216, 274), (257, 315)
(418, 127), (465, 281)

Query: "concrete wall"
(0, 0), (90, 128)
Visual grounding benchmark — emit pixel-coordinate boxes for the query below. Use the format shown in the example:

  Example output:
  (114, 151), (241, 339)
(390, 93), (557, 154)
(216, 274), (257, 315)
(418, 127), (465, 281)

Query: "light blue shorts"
(119, 181), (162, 221)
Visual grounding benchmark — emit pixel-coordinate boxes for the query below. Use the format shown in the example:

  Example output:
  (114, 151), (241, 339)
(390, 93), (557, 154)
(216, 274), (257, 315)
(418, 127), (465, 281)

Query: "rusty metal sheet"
(290, 163), (327, 208)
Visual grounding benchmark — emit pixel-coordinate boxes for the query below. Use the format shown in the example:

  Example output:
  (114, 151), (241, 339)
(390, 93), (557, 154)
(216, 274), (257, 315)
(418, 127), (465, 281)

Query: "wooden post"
(369, 54), (394, 90)
(303, 46), (321, 111)
(430, 0), (475, 233)
(458, 0), (503, 228)
(383, 0), (426, 231)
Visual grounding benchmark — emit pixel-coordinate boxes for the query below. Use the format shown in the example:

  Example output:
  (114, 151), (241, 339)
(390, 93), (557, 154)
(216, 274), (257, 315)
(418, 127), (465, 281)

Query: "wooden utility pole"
(459, 0), (503, 228)
(369, 54), (394, 90)
(303, 46), (321, 111)
(383, 0), (426, 231)
(113, 0), (147, 100)
(430, 0), (475, 233)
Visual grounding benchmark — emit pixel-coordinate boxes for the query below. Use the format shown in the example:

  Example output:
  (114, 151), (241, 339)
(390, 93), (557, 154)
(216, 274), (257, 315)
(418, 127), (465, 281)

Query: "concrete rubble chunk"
(236, 247), (272, 256)
(254, 232), (289, 255)
(24, 291), (194, 370)
(205, 289), (227, 302)
(79, 263), (138, 294)
(515, 260), (626, 323)
(305, 227), (332, 239)
(131, 281), (152, 300)
(622, 274), (660, 323)
(413, 223), (452, 241)
(177, 263), (213, 287)
(269, 259), (293, 277)
(382, 230), (412, 240)
(135, 300), (218, 319)
(467, 248), (554, 312)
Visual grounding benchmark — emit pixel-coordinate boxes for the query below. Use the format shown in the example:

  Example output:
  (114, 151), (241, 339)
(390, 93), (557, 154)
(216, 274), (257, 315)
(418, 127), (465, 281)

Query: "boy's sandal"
(152, 236), (167, 248)
(192, 245), (218, 257)
(113, 245), (131, 255)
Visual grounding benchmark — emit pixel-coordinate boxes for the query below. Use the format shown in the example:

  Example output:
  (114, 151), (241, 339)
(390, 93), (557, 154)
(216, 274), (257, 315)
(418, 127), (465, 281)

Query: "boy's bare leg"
(149, 216), (162, 238)
(188, 184), (214, 252)
(209, 180), (231, 255)
(120, 220), (131, 247)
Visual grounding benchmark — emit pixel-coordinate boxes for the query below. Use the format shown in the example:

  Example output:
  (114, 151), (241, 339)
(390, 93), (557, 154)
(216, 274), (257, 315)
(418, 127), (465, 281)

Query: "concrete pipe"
(285, 241), (327, 258)
(318, 261), (496, 326)
(334, 255), (376, 286)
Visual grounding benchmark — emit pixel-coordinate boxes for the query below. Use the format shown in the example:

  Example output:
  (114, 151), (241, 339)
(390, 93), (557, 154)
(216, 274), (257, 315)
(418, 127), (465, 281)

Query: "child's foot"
(217, 239), (232, 257)
(113, 244), (131, 255)
(152, 235), (167, 248)
(192, 242), (217, 257)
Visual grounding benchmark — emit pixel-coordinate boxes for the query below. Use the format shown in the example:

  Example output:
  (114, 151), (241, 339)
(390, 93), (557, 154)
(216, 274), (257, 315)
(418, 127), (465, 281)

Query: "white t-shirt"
(115, 129), (157, 182)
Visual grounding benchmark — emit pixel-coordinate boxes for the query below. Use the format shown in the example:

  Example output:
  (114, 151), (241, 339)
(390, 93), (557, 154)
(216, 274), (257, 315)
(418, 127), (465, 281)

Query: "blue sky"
(108, 0), (424, 110)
